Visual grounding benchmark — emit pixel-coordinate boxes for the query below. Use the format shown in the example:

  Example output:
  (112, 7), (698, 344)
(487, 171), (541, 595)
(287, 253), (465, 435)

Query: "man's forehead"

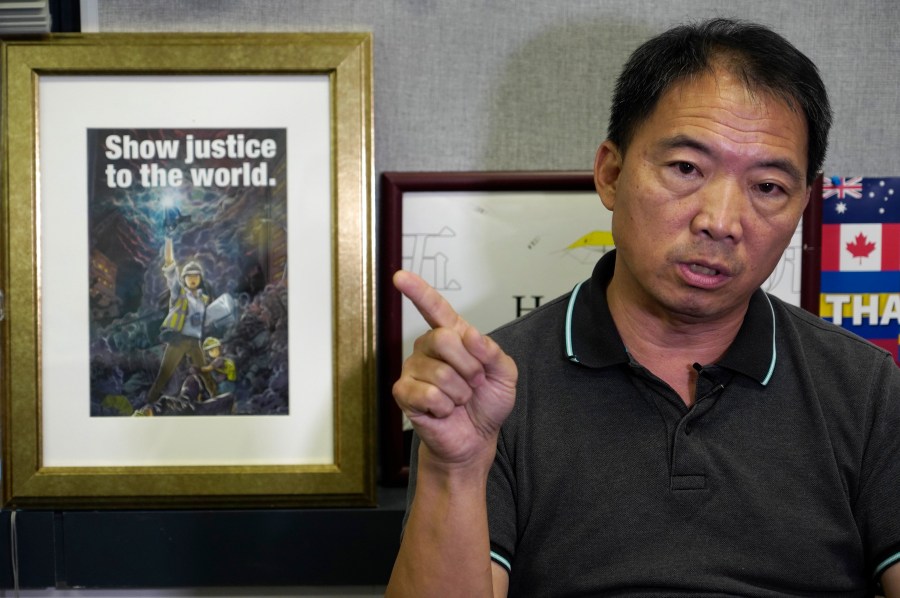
(662, 66), (799, 117)
(641, 68), (808, 171)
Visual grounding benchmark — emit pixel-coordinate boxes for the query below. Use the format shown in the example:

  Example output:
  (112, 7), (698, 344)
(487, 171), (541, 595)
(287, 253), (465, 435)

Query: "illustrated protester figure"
(145, 236), (218, 404)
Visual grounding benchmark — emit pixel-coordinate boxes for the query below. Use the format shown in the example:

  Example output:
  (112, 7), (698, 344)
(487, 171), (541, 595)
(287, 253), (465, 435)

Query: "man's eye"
(674, 162), (695, 175)
(757, 182), (784, 195)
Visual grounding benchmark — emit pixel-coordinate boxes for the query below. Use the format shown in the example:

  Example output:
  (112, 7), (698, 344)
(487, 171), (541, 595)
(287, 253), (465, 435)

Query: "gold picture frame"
(0, 33), (375, 508)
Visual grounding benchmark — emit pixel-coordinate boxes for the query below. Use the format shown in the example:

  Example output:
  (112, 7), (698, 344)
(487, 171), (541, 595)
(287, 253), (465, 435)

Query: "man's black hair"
(607, 18), (831, 185)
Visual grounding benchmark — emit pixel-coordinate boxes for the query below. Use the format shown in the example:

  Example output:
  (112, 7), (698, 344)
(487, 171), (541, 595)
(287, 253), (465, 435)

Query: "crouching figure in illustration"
(201, 336), (237, 395)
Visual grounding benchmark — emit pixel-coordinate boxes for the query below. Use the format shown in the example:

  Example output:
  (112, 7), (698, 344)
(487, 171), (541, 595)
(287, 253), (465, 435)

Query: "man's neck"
(606, 282), (746, 407)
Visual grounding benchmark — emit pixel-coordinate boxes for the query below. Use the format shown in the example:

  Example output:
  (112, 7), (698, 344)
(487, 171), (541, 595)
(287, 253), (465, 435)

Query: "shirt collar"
(564, 250), (777, 385)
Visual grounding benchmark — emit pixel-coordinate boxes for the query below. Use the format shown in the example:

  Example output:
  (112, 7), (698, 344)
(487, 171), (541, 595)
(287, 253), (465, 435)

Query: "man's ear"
(594, 140), (622, 210)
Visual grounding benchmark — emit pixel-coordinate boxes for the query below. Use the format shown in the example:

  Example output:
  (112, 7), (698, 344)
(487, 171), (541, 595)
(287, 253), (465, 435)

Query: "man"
(145, 236), (217, 404)
(386, 18), (900, 597)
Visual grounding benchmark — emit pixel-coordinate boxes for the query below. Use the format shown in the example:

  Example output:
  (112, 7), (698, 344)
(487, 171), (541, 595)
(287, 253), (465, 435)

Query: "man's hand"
(392, 270), (518, 470)
(385, 271), (517, 597)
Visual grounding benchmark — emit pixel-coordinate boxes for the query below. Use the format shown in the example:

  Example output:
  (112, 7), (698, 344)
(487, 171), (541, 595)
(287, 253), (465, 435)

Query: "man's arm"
(492, 562), (510, 597)
(883, 561), (900, 598)
(384, 271), (517, 598)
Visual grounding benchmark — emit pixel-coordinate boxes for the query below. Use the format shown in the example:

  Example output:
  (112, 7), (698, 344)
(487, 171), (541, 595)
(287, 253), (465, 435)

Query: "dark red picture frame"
(801, 174), (825, 315)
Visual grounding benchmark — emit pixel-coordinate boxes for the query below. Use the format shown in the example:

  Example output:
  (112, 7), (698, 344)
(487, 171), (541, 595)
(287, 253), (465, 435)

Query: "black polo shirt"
(481, 251), (900, 596)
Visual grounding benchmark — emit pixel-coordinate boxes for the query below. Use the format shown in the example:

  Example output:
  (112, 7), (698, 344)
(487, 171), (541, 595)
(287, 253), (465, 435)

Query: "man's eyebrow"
(657, 134), (804, 184)
(658, 134), (711, 154)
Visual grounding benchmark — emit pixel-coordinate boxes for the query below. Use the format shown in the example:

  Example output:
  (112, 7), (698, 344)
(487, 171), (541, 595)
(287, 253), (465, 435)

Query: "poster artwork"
(819, 176), (900, 364)
(88, 128), (289, 416)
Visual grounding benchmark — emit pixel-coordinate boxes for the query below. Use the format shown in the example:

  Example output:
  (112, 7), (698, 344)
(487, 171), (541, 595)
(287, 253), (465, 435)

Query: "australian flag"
(820, 176), (900, 363)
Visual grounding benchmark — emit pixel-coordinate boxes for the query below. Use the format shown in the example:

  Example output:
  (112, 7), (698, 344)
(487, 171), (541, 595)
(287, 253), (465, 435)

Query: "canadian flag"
(821, 223), (900, 272)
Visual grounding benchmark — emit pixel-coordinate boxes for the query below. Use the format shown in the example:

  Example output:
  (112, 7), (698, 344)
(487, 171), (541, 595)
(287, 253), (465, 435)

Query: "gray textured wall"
(95, 0), (899, 179)
(57, 3), (895, 597)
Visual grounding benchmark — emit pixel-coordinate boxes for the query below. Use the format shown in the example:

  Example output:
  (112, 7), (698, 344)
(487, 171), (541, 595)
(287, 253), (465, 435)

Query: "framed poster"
(380, 171), (823, 484)
(0, 33), (375, 508)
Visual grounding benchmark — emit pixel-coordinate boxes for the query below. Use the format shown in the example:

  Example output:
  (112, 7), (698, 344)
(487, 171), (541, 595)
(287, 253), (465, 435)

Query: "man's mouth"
(678, 260), (732, 289)
(688, 263), (720, 276)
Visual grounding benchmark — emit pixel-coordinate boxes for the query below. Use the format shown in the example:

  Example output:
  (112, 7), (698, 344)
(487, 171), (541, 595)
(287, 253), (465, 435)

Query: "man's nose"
(690, 179), (744, 242)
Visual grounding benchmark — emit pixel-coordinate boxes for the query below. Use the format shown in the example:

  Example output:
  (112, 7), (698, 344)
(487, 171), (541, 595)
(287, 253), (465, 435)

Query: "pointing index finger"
(393, 270), (466, 332)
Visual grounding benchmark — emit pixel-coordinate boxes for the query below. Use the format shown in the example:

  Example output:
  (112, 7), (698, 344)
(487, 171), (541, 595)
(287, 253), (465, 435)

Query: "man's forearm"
(883, 561), (900, 598)
(385, 448), (498, 598)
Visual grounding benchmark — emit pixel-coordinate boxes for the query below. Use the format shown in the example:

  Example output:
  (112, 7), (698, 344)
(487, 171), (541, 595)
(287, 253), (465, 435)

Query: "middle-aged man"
(385, 18), (900, 598)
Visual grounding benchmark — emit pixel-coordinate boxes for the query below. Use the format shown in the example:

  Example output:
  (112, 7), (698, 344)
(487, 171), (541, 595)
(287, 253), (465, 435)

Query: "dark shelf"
(1, 487), (406, 589)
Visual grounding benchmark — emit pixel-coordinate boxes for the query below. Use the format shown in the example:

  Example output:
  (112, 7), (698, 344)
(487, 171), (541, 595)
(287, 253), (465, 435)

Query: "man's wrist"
(417, 441), (496, 489)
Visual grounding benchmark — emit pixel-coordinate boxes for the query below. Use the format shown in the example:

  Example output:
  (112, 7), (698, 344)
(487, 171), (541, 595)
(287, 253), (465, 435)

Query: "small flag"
(822, 177), (899, 224)
(821, 223), (900, 271)
(819, 176), (900, 365)
(823, 176), (863, 200)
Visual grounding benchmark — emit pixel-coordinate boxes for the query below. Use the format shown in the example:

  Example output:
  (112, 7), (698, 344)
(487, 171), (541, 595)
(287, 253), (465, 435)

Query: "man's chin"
(659, 288), (747, 322)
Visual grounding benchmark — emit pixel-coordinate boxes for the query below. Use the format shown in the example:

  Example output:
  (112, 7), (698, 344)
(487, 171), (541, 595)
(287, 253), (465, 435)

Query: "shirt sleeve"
(487, 426), (518, 574)
(163, 262), (180, 295)
(856, 351), (900, 580)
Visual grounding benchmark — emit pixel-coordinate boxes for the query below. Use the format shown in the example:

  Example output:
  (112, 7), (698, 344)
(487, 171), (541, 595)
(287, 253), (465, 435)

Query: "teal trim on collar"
(562, 252), (628, 368)
(761, 292), (777, 386)
(716, 289), (780, 385)
(490, 550), (512, 573)
(563, 251), (774, 382)
(875, 551), (900, 578)
(565, 280), (585, 363)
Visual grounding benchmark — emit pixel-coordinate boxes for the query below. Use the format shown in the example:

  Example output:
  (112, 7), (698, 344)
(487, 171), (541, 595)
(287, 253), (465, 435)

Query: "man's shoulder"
(769, 294), (893, 360)
(488, 292), (571, 349)
(767, 294), (898, 403)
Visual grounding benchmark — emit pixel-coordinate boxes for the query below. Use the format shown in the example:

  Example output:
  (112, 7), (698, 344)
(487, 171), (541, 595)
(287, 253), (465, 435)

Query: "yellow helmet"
(202, 337), (221, 351)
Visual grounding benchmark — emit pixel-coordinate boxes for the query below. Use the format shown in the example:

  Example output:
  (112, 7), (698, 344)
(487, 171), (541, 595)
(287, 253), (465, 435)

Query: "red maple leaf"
(846, 232), (877, 263)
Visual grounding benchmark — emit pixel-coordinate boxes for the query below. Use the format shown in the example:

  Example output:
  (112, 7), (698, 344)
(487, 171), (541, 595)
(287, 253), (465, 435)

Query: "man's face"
(207, 346), (221, 359)
(594, 67), (810, 323)
(184, 273), (202, 290)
